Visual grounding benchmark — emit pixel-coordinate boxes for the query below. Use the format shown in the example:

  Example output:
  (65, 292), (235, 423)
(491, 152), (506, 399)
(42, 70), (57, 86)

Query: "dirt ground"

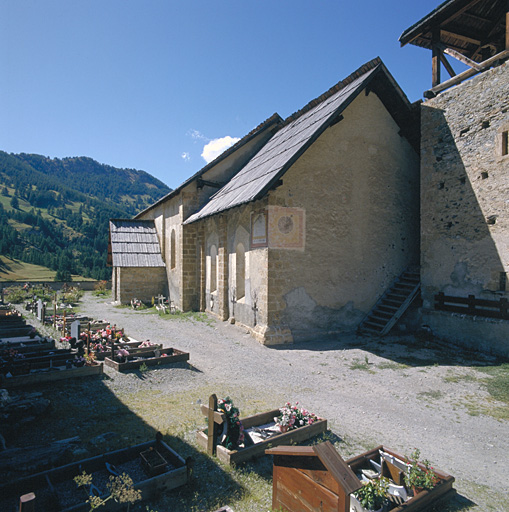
(5, 292), (509, 511)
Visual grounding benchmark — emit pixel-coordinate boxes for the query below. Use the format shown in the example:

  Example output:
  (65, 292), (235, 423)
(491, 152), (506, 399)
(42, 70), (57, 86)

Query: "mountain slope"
(0, 151), (171, 280)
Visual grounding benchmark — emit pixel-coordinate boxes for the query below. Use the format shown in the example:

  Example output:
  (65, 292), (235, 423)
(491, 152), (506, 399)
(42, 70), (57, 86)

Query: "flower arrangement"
(91, 342), (106, 353)
(274, 402), (321, 431)
(139, 340), (155, 348)
(217, 396), (245, 450)
(84, 352), (96, 366)
(404, 449), (440, 492)
(116, 348), (129, 361)
(353, 476), (389, 511)
(73, 356), (86, 367)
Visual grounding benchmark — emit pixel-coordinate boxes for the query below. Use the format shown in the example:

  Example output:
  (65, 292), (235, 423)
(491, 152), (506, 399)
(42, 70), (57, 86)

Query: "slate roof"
(108, 219), (165, 267)
(135, 113), (282, 219)
(185, 57), (409, 224)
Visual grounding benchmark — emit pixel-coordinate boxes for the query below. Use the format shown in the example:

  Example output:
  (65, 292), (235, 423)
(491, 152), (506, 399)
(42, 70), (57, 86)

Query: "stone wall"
(420, 63), (509, 356)
(117, 267), (167, 304)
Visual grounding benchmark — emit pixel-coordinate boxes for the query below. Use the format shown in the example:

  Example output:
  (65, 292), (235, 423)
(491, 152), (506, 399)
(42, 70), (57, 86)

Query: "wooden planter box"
(0, 435), (189, 512)
(140, 447), (168, 477)
(104, 348), (189, 372)
(196, 408), (328, 465)
(0, 337), (56, 352)
(265, 443), (455, 512)
(0, 362), (103, 389)
(347, 446), (456, 512)
(92, 340), (162, 361)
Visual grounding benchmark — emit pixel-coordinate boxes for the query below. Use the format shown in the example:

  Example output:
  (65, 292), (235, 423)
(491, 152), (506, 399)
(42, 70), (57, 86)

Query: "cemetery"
(8, 288), (504, 511)
(0, 306), (103, 389)
(0, 433), (190, 512)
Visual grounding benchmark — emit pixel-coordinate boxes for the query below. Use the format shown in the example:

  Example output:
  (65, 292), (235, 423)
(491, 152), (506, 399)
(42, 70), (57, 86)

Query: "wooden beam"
(441, 29), (481, 45)
(441, 0), (484, 26)
(200, 404), (225, 425)
(443, 46), (482, 69)
(506, 7), (509, 50)
(432, 28), (442, 87)
(425, 49), (509, 97)
(440, 54), (457, 78)
(207, 394), (218, 456)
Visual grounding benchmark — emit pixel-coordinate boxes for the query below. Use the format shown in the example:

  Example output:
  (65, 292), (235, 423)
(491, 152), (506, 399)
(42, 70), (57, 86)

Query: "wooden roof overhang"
(399, 0), (509, 97)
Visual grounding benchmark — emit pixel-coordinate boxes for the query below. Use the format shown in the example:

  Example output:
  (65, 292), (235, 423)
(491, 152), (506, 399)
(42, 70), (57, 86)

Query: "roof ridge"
(281, 57), (382, 127)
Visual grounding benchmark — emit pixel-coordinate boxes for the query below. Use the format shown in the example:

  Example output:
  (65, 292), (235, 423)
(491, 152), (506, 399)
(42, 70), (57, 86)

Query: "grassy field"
(0, 255), (92, 282)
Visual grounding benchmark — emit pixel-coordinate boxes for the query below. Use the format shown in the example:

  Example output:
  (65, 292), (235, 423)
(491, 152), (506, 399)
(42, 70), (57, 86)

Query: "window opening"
(210, 245), (217, 293)
(170, 230), (176, 269)
(236, 243), (245, 300)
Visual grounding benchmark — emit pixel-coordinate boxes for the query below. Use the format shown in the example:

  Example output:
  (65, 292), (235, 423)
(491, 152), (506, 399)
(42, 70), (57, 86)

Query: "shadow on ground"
(269, 332), (507, 369)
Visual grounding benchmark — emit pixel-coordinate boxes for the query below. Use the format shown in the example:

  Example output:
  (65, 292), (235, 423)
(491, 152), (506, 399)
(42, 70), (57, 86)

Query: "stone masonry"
(420, 62), (509, 356)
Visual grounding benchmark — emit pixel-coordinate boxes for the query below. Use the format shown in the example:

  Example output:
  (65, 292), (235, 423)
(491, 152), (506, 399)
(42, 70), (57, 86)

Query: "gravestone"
(37, 299), (45, 322)
(70, 320), (81, 340)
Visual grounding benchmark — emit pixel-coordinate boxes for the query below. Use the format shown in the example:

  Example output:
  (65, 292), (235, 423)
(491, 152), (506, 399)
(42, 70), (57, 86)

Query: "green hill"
(0, 151), (171, 281)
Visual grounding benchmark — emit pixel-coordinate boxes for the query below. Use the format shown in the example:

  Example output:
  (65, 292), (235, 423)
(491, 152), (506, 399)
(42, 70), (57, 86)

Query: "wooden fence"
(435, 292), (509, 320)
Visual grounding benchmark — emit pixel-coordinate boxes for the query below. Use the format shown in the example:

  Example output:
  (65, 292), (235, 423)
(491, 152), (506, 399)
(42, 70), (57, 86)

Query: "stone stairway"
(358, 267), (420, 336)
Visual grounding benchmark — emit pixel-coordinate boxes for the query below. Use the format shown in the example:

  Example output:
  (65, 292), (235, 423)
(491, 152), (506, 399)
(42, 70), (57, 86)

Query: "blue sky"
(1, 1), (444, 189)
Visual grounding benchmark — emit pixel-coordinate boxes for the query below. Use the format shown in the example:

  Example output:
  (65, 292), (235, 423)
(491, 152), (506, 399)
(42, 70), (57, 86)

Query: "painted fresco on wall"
(268, 206), (305, 250)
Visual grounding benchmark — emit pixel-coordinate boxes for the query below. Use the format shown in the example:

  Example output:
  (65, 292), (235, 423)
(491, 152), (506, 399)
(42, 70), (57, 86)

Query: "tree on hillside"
(10, 196), (19, 209)
(1, 186), (8, 196)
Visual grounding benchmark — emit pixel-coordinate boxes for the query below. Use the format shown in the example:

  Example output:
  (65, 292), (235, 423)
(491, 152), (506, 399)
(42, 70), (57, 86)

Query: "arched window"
(210, 245), (217, 293)
(236, 243), (245, 300)
(170, 229), (176, 269)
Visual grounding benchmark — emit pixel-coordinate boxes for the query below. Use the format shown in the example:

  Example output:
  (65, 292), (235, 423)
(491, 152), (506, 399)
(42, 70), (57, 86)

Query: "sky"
(1, 1), (449, 190)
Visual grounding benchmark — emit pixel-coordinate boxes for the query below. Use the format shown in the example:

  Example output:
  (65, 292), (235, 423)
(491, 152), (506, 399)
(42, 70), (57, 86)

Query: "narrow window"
(170, 229), (176, 269)
(236, 243), (245, 300)
(502, 131), (508, 156)
(210, 245), (217, 293)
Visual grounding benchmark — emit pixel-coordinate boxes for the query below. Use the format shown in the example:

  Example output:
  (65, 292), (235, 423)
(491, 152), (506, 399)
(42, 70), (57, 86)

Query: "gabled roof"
(135, 113), (282, 219)
(185, 57), (415, 225)
(399, 0), (508, 62)
(108, 219), (165, 267)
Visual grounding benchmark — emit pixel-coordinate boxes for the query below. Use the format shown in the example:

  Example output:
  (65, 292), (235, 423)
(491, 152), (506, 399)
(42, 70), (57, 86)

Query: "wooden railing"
(435, 292), (509, 320)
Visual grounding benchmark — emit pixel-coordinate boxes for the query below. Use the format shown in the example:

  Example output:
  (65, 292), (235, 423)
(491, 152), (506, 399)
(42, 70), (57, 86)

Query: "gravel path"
(13, 292), (508, 510)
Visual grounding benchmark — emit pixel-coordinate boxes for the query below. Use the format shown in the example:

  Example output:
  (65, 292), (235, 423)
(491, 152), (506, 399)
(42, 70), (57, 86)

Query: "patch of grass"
(349, 358), (375, 373)
(417, 390), (444, 401)
(443, 372), (478, 384)
(478, 363), (509, 404)
(377, 361), (409, 370)
(0, 256), (91, 282)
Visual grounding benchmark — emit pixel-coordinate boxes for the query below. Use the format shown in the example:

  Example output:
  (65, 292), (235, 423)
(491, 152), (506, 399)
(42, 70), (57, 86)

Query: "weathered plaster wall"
(420, 63), (509, 356)
(116, 267), (167, 304)
(267, 90), (420, 342)
(200, 200), (269, 332)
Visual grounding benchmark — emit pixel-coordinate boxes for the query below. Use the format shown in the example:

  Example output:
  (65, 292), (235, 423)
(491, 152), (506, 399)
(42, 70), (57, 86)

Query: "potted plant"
(353, 476), (389, 512)
(404, 449), (440, 495)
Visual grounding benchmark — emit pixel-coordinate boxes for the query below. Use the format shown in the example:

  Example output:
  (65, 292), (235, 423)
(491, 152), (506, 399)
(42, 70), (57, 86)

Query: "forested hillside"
(0, 151), (171, 280)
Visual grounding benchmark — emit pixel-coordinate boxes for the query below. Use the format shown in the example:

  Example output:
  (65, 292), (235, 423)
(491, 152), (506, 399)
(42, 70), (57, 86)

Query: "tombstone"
(37, 300), (44, 321)
(70, 320), (81, 340)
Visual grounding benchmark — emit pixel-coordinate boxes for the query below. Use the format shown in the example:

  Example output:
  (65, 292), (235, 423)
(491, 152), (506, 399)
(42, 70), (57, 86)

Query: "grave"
(265, 442), (455, 512)
(197, 394), (327, 465)
(104, 347), (189, 372)
(1, 433), (190, 512)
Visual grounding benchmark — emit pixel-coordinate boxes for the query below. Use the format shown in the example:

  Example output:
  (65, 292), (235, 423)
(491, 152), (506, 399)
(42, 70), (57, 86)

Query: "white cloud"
(188, 129), (207, 141)
(181, 152), (190, 162)
(201, 136), (240, 164)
